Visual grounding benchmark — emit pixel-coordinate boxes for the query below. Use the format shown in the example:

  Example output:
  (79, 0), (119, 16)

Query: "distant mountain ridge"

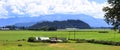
(0, 14), (111, 27)
(14, 22), (36, 27)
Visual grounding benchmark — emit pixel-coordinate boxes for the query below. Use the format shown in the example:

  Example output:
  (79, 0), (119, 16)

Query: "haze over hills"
(0, 14), (111, 27)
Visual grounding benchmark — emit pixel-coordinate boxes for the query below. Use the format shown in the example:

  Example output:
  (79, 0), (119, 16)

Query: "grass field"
(0, 29), (120, 50)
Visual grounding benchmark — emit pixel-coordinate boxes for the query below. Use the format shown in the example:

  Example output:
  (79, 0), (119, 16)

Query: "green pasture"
(0, 29), (120, 50)
(0, 30), (119, 41)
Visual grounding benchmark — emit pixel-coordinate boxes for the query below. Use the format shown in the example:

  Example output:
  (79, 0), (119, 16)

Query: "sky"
(0, 0), (107, 19)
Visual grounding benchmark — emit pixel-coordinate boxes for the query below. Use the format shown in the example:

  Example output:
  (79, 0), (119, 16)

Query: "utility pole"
(68, 31), (70, 40)
(74, 30), (76, 40)
(114, 30), (116, 41)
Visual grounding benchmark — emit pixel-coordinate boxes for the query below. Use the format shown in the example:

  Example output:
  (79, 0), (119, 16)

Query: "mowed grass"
(1, 42), (120, 50)
(0, 30), (120, 50)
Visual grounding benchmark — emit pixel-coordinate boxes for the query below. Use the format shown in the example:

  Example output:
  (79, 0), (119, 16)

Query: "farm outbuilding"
(35, 37), (50, 42)
(35, 37), (50, 41)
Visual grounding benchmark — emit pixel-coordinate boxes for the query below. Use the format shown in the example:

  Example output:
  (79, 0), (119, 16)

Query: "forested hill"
(29, 20), (91, 29)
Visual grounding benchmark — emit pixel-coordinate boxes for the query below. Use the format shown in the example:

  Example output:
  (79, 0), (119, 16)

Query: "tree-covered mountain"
(29, 20), (91, 29)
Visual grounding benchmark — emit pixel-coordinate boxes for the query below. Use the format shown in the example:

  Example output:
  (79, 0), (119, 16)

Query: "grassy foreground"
(0, 30), (120, 50)
(1, 42), (120, 50)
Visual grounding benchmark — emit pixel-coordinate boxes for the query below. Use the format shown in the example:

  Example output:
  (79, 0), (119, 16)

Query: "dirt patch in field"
(49, 43), (76, 50)
(49, 44), (68, 48)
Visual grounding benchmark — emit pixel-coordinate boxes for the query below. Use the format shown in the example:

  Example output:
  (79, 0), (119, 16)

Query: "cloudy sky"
(0, 0), (107, 19)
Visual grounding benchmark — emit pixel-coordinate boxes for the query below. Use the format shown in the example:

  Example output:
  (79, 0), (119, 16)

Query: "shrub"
(76, 39), (86, 43)
(73, 38), (120, 46)
(28, 37), (36, 42)
(17, 39), (26, 41)
(86, 39), (95, 43)
(106, 41), (115, 45)
(93, 40), (100, 44)
(115, 42), (120, 46)
(69, 39), (76, 41)
(87, 40), (120, 46)
(18, 44), (22, 47)
(98, 31), (108, 33)
(17, 40), (21, 41)
(22, 39), (26, 41)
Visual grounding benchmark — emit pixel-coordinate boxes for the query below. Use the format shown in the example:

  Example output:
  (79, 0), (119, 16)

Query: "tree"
(103, 0), (120, 30)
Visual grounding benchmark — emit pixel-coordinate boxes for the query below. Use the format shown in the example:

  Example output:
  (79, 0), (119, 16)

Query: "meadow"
(0, 29), (120, 50)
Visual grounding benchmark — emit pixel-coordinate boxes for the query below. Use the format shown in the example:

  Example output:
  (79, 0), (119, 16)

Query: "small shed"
(39, 37), (50, 40)
(35, 37), (50, 42)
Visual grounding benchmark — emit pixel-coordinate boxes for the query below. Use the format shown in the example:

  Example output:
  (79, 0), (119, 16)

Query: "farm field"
(0, 29), (119, 41)
(0, 29), (120, 50)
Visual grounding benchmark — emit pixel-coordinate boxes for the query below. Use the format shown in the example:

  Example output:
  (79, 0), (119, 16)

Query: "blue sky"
(89, 0), (107, 3)
(0, 0), (107, 19)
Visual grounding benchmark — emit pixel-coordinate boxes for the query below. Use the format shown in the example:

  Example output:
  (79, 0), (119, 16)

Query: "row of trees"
(0, 25), (57, 31)
(28, 26), (57, 31)
(1, 25), (26, 30)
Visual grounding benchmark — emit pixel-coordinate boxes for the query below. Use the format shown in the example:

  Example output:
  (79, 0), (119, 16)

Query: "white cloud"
(0, 1), (8, 18)
(0, 0), (107, 19)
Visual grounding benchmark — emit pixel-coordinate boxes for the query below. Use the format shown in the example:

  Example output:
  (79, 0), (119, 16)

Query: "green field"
(0, 30), (120, 50)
